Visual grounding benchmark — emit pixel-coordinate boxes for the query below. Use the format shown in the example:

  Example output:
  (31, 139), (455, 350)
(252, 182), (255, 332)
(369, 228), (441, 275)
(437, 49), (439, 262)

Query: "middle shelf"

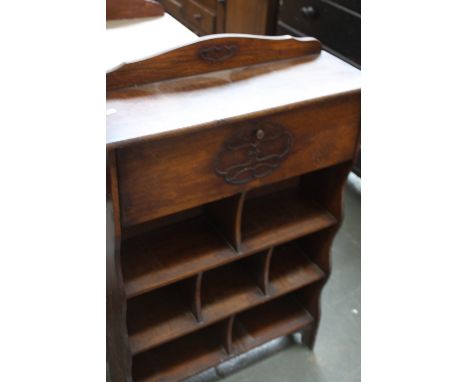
(122, 168), (340, 300)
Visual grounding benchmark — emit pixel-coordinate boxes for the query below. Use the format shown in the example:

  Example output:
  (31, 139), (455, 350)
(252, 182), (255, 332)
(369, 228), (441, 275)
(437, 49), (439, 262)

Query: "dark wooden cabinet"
(160, 0), (360, 67)
(276, 0), (360, 68)
(159, 0), (278, 35)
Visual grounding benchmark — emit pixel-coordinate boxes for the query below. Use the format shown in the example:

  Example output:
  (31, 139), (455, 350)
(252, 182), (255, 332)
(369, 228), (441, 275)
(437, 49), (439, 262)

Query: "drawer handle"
(193, 13), (203, 21)
(301, 6), (316, 17)
(214, 122), (294, 185)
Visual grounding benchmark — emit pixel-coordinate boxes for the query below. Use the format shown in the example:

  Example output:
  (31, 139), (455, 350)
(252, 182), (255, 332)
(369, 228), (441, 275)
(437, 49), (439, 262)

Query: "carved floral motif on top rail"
(198, 44), (239, 63)
(214, 122), (294, 185)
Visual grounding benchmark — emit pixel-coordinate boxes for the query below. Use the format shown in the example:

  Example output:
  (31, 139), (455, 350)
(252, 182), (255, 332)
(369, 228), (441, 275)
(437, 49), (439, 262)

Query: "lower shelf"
(232, 296), (313, 354)
(132, 323), (227, 382)
(127, 241), (324, 355)
(132, 295), (314, 382)
(127, 284), (196, 355)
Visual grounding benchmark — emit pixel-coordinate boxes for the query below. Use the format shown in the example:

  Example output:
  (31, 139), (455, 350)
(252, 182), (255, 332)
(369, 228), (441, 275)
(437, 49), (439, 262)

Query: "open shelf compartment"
(126, 227), (327, 357)
(126, 279), (200, 355)
(121, 196), (242, 299)
(239, 170), (340, 253)
(231, 294), (314, 354)
(132, 320), (230, 382)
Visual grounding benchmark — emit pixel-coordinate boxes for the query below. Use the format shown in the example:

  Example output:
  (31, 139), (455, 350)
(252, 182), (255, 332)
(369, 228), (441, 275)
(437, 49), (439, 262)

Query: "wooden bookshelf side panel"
(107, 150), (133, 382)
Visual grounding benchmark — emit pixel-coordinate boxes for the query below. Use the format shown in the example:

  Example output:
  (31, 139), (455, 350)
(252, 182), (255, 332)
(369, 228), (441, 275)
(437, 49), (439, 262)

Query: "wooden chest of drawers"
(160, 0), (278, 35)
(107, 30), (360, 382)
(276, 0), (361, 67)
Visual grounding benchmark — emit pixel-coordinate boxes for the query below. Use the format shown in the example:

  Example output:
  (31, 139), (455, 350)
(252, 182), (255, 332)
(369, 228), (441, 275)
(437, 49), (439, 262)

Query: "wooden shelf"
(269, 243), (325, 295)
(232, 295), (313, 353)
(132, 323), (228, 382)
(127, 243), (324, 355)
(202, 244), (324, 321)
(241, 188), (337, 253)
(132, 296), (314, 382)
(122, 216), (236, 298)
(127, 284), (197, 355)
(202, 260), (264, 322)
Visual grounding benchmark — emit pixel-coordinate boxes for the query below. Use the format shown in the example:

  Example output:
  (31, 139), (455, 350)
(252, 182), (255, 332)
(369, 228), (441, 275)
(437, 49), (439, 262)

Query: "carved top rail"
(107, 0), (164, 21)
(106, 34), (322, 90)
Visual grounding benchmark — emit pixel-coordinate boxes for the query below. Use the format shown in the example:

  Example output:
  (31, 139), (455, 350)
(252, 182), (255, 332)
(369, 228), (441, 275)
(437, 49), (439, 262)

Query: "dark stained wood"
(232, 295), (313, 353)
(215, 0), (226, 33)
(221, 315), (235, 355)
(107, 35), (321, 90)
(205, 193), (245, 251)
(161, 0), (277, 36)
(107, 0), (165, 20)
(116, 95), (359, 226)
(276, 0), (361, 67)
(241, 186), (337, 253)
(225, 0), (277, 35)
(132, 323), (227, 382)
(107, 151), (133, 382)
(301, 160), (353, 221)
(268, 242), (325, 294)
(126, 283), (197, 355)
(294, 161), (354, 348)
(202, 247), (323, 322)
(185, 0), (216, 35)
(243, 248), (273, 295)
(107, 23), (360, 381)
(201, 260), (264, 322)
(158, 0), (184, 20)
(121, 216), (235, 298)
(179, 273), (203, 322)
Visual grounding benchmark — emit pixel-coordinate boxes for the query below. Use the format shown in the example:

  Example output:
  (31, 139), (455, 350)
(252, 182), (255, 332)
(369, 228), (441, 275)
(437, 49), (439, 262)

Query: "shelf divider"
(179, 273), (203, 322)
(206, 192), (246, 251)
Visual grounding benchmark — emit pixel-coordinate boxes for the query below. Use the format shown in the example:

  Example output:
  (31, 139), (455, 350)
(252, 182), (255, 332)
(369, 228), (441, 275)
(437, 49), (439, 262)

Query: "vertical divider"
(219, 315), (235, 355)
(244, 247), (274, 295)
(206, 191), (246, 252)
(179, 273), (203, 323)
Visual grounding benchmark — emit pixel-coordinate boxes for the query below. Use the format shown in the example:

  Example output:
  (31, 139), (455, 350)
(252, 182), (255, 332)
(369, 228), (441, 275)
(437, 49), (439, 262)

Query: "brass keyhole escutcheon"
(256, 129), (265, 140)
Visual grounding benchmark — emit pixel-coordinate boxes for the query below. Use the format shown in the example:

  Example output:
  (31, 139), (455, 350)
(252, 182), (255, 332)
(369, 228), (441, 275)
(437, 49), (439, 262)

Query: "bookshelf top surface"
(106, 17), (360, 148)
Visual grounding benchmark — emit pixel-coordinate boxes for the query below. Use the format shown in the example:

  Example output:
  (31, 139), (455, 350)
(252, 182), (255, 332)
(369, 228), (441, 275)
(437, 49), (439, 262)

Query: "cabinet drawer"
(278, 0), (360, 65)
(159, 0), (185, 20)
(184, 0), (216, 35)
(116, 93), (360, 226)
